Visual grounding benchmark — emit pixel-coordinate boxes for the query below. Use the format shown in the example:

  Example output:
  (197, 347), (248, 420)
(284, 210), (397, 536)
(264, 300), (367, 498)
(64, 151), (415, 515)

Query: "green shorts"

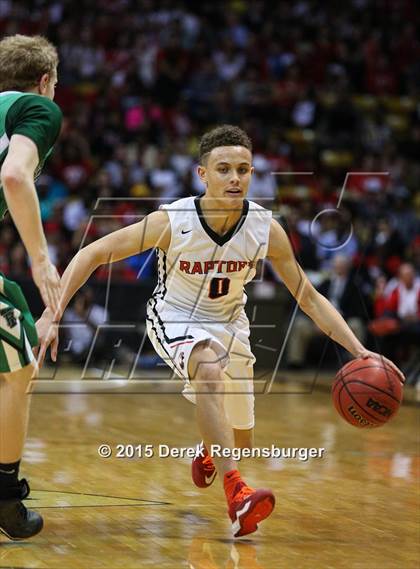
(0, 273), (38, 373)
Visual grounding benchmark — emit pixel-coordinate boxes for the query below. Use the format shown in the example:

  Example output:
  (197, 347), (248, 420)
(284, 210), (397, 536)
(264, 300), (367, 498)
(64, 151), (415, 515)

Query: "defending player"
(0, 35), (62, 539)
(37, 125), (403, 537)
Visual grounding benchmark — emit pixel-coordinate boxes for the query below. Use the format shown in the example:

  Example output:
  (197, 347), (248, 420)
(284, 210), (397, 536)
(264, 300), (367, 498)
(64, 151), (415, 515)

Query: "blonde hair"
(0, 34), (58, 92)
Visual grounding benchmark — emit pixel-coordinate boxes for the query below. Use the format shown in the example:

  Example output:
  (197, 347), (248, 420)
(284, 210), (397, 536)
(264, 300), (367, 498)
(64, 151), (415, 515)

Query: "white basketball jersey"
(148, 196), (272, 322)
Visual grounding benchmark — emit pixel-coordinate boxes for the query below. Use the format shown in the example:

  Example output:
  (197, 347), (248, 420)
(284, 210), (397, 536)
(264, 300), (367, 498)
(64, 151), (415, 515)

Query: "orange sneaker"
(226, 474), (275, 538)
(191, 442), (217, 488)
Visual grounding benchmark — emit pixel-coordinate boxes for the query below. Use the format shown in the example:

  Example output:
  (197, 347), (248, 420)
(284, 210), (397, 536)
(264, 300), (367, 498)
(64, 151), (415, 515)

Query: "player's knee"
(189, 345), (223, 384)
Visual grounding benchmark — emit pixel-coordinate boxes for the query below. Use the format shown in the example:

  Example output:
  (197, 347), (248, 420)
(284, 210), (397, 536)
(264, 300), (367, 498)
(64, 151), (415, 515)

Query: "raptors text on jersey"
(147, 196), (272, 322)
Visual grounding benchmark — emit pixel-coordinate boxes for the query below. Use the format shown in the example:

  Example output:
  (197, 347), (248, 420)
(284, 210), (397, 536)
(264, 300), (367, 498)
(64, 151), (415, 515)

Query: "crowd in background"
(0, 0), (418, 371)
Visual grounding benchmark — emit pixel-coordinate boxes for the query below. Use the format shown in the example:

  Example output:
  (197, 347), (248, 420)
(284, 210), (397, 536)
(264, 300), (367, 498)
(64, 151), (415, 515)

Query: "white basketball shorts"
(146, 305), (255, 430)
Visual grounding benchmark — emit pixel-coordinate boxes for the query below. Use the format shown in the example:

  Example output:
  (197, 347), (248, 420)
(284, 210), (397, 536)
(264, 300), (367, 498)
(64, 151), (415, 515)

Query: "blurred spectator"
(0, 226), (16, 274)
(283, 207), (319, 273)
(213, 40), (246, 82)
(409, 236), (420, 273)
(291, 90), (317, 129)
(318, 92), (362, 150)
(247, 155), (277, 201)
(287, 255), (369, 368)
(388, 188), (419, 246)
(8, 244), (29, 280)
(368, 217), (406, 277)
(374, 263), (419, 321)
(316, 209), (359, 270)
(148, 152), (180, 199)
(371, 263), (420, 382)
(0, 0), (416, 291)
(62, 288), (109, 365)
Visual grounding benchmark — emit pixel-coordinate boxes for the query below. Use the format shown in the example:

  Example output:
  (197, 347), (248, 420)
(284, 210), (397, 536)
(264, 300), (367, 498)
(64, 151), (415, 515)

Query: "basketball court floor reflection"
(0, 370), (418, 569)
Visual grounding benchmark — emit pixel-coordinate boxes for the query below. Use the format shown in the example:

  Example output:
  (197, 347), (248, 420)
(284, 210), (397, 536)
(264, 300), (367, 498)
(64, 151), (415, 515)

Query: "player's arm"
(267, 219), (404, 379)
(36, 210), (171, 363)
(54, 209), (169, 319)
(1, 134), (61, 311)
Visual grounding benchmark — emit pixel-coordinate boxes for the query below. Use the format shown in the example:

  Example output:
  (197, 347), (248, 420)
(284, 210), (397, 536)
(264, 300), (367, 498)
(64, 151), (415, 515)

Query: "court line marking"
(31, 489), (170, 507)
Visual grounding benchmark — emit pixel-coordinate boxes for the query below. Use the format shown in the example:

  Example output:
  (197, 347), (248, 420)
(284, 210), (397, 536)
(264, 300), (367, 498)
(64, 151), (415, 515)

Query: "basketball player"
(37, 125), (404, 537)
(0, 35), (62, 539)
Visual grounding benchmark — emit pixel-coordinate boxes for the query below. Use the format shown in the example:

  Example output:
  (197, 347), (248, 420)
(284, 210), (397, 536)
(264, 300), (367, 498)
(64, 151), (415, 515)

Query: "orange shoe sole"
(231, 489), (275, 537)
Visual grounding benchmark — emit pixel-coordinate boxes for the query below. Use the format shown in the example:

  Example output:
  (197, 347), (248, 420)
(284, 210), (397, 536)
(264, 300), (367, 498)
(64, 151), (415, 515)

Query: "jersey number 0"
(209, 277), (230, 299)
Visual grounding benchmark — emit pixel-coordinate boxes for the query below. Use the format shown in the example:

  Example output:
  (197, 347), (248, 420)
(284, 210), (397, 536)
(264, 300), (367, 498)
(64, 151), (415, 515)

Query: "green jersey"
(0, 91), (62, 218)
(0, 92), (62, 372)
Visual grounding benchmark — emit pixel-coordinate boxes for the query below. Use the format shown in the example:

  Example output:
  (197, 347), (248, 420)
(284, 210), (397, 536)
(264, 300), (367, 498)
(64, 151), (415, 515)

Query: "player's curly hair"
(199, 125), (252, 164)
(0, 35), (58, 92)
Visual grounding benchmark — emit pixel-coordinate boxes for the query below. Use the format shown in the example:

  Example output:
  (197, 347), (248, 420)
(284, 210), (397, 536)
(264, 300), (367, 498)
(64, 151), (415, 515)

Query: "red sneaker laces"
(231, 481), (254, 502)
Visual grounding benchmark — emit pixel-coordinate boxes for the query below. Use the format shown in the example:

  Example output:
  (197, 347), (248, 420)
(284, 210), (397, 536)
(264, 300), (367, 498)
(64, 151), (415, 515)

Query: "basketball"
(332, 357), (404, 428)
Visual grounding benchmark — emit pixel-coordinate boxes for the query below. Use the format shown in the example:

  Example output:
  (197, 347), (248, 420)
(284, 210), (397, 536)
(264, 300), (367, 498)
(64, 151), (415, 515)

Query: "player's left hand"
(356, 349), (406, 384)
(35, 308), (59, 367)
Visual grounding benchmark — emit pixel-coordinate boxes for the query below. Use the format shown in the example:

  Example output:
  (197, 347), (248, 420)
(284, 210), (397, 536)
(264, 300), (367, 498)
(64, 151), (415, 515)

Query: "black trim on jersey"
(148, 295), (194, 345)
(146, 306), (192, 378)
(194, 197), (249, 247)
(153, 249), (170, 307)
(145, 314), (179, 372)
(149, 252), (194, 345)
(0, 328), (26, 353)
(162, 252), (168, 299)
(154, 249), (167, 300)
(21, 340), (31, 366)
(0, 293), (27, 352)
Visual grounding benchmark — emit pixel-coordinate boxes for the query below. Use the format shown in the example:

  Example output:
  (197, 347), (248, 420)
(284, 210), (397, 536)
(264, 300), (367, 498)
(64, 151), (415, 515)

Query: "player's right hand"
(31, 258), (62, 314)
(357, 349), (406, 384)
(35, 308), (59, 367)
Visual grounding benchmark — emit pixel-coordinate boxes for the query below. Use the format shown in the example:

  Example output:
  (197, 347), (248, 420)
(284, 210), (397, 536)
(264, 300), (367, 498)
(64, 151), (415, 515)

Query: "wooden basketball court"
(0, 368), (418, 568)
